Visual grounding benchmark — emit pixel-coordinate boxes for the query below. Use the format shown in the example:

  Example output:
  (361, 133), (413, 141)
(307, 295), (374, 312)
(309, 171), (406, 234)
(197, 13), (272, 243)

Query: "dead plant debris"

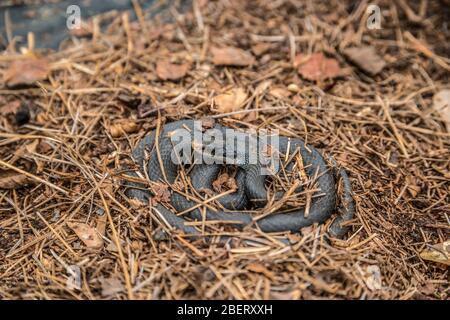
(213, 87), (248, 117)
(342, 46), (386, 76)
(67, 222), (104, 250)
(294, 52), (349, 82)
(0, 169), (35, 189)
(432, 89), (450, 132)
(210, 46), (256, 66)
(0, 0), (448, 300)
(156, 59), (190, 81)
(3, 57), (50, 87)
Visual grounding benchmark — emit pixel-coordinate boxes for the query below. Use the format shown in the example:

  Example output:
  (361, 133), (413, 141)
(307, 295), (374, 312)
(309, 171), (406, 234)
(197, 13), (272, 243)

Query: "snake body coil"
(125, 120), (355, 239)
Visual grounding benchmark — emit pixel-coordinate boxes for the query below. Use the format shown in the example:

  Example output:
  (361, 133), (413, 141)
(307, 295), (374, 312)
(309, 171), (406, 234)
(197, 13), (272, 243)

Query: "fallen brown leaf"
(4, 58), (50, 87)
(213, 87), (248, 117)
(343, 46), (386, 76)
(10, 139), (39, 165)
(106, 241), (119, 253)
(37, 140), (53, 154)
(243, 110), (258, 122)
(0, 169), (35, 189)
(211, 46), (255, 66)
(67, 222), (104, 249)
(420, 241), (450, 266)
(100, 277), (124, 297)
(405, 175), (421, 198)
(24, 140), (39, 154)
(362, 265), (382, 291)
(0, 100), (22, 116)
(295, 52), (347, 82)
(0, 100), (30, 126)
(156, 59), (190, 81)
(432, 89), (450, 132)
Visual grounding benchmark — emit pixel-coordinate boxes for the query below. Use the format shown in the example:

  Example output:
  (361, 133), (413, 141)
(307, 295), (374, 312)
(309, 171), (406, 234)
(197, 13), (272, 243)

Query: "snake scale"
(125, 119), (355, 239)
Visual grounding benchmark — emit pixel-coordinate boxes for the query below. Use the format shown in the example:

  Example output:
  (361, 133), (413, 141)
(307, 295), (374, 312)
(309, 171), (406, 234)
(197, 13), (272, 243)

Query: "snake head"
(190, 127), (281, 175)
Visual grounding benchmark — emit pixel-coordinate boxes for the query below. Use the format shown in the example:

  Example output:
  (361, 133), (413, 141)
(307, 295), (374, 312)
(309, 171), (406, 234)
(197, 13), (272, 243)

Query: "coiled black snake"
(125, 119), (355, 239)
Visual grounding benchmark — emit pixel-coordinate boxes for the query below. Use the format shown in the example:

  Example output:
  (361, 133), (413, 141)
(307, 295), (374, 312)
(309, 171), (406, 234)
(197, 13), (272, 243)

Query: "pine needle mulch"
(0, 0), (449, 300)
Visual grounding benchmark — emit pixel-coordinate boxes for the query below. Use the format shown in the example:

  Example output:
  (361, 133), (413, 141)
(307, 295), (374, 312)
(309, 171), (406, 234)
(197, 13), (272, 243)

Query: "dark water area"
(0, 0), (176, 50)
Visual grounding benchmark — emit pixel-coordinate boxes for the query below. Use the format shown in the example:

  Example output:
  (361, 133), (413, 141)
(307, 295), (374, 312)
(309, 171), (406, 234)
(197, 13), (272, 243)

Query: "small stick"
(171, 188), (218, 213)
(176, 188), (237, 216)
(404, 31), (450, 72)
(193, 0), (204, 31)
(36, 212), (77, 257)
(175, 235), (205, 257)
(131, 0), (147, 34)
(255, 180), (301, 221)
(96, 185), (135, 300)
(378, 96), (409, 158)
